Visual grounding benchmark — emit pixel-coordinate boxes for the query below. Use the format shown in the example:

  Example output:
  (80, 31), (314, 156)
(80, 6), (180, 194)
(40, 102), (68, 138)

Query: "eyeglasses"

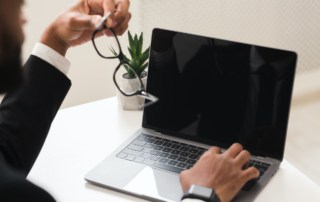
(91, 13), (158, 109)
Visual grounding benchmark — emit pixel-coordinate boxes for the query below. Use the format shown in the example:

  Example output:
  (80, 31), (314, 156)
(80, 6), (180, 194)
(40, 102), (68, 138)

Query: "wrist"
(182, 185), (221, 202)
(40, 24), (70, 56)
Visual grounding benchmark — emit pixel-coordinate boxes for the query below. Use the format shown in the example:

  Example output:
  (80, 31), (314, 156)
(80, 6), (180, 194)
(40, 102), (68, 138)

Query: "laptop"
(85, 28), (298, 202)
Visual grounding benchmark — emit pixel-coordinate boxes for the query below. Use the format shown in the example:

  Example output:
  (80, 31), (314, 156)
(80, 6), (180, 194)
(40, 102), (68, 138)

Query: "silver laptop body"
(85, 28), (297, 202)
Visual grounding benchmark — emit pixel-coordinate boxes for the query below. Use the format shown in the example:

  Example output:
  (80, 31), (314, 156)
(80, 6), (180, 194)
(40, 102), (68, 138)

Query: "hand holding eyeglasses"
(39, 0), (131, 56)
(92, 15), (159, 109)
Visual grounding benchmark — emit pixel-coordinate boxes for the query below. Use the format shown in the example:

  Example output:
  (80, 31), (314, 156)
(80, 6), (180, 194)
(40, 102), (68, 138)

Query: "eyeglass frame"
(91, 14), (158, 105)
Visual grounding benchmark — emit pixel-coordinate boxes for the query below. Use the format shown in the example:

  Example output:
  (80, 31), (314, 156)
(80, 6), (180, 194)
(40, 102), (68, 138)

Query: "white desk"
(28, 97), (320, 202)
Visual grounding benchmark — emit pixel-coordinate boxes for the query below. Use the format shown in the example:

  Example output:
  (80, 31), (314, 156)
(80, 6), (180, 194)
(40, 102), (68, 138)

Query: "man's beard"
(0, 35), (23, 94)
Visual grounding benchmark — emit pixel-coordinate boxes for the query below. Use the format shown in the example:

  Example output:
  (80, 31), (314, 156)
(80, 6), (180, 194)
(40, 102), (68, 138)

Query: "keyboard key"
(117, 152), (127, 159)
(159, 153), (170, 158)
(172, 150), (181, 155)
(144, 143), (154, 148)
(125, 155), (136, 161)
(132, 140), (146, 146)
(150, 150), (161, 156)
(122, 148), (143, 157)
(180, 146), (189, 152)
(185, 165), (193, 169)
(128, 144), (144, 151)
(168, 155), (178, 160)
(177, 157), (187, 162)
(153, 146), (164, 151)
(163, 148), (173, 153)
(171, 144), (181, 150)
(188, 153), (200, 160)
(189, 148), (199, 154)
(162, 142), (173, 147)
(154, 140), (164, 145)
(159, 158), (169, 164)
(177, 162), (188, 168)
(168, 160), (178, 166)
(261, 162), (271, 167)
(134, 157), (144, 163)
(197, 149), (206, 155)
(180, 152), (190, 157)
(145, 138), (155, 143)
(142, 148), (152, 153)
(137, 134), (148, 141)
(142, 153), (151, 159)
(255, 164), (269, 172)
(154, 162), (184, 173)
(186, 159), (196, 165)
(150, 156), (160, 161)
(143, 159), (156, 166)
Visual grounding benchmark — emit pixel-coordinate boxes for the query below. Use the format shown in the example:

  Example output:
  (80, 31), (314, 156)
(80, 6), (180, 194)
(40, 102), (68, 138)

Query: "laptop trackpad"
(124, 167), (182, 202)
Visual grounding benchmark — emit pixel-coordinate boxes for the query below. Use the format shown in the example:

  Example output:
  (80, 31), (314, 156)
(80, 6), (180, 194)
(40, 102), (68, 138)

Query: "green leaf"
(122, 31), (150, 77)
(128, 31), (134, 48)
(139, 62), (149, 73)
(140, 47), (150, 63)
(128, 47), (134, 59)
(137, 33), (143, 57)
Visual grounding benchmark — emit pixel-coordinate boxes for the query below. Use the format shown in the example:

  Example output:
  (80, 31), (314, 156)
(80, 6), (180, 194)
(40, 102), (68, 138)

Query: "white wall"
(22, 0), (320, 108)
(134, 0), (320, 73)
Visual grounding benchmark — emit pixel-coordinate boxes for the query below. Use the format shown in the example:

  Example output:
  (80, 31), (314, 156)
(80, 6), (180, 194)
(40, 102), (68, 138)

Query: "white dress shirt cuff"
(31, 42), (71, 75)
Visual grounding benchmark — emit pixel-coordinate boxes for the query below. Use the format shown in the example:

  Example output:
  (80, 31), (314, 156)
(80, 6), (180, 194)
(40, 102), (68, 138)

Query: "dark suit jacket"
(0, 55), (71, 201)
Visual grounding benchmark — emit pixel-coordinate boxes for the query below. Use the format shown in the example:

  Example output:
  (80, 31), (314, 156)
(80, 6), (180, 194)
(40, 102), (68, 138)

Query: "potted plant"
(115, 30), (150, 110)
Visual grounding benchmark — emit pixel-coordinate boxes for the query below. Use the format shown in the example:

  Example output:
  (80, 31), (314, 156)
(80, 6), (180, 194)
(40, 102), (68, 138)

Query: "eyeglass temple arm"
(140, 91), (159, 102)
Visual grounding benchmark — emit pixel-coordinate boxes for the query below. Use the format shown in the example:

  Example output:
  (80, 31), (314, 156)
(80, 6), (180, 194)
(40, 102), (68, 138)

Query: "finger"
(103, 0), (116, 15)
(223, 143), (243, 158)
(112, 12), (131, 35)
(93, 29), (105, 39)
(114, 0), (130, 23)
(234, 150), (251, 167)
(115, 23), (128, 36)
(208, 146), (222, 154)
(242, 167), (260, 181)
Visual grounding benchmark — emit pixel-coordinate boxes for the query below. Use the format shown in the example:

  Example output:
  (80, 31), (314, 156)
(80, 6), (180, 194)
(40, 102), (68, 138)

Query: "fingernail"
(92, 16), (102, 27)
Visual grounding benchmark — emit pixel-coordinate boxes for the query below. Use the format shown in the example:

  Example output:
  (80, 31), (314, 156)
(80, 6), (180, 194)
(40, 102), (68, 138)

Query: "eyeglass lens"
(93, 30), (120, 58)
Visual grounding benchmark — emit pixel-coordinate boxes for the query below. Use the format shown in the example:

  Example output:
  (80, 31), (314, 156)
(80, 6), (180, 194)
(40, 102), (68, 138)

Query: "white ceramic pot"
(116, 72), (147, 111)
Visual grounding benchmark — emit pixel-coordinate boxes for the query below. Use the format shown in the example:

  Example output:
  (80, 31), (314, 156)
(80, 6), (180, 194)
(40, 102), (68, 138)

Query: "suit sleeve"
(0, 55), (71, 174)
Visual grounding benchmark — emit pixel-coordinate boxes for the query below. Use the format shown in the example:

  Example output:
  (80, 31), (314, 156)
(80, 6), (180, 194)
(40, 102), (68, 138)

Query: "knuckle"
(67, 13), (79, 26)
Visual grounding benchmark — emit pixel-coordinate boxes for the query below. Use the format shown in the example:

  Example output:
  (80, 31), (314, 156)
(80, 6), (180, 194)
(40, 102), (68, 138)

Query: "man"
(0, 0), (259, 201)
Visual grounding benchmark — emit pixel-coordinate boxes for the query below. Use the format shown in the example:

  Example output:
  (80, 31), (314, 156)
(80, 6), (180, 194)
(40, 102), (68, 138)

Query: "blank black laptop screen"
(143, 28), (297, 161)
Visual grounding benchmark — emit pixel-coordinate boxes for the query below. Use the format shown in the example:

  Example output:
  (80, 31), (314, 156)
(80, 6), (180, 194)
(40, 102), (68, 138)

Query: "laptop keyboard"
(116, 134), (206, 173)
(116, 134), (270, 191)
